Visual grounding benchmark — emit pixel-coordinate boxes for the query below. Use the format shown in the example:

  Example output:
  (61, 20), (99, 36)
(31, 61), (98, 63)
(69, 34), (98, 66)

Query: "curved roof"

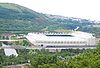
(27, 33), (86, 42)
(70, 31), (94, 39)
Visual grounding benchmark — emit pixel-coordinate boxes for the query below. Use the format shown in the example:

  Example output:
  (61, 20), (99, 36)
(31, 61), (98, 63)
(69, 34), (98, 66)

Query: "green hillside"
(0, 3), (99, 34)
(0, 3), (53, 33)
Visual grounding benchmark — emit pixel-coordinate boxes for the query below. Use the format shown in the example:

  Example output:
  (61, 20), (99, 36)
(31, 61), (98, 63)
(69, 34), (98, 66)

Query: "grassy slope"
(0, 3), (99, 34)
(0, 3), (53, 33)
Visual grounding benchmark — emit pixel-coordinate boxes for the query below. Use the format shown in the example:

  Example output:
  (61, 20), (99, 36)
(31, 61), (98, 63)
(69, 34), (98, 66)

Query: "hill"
(0, 3), (53, 33)
(45, 14), (94, 32)
(0, 3), (100, 34)
(45, 14), (100, 35)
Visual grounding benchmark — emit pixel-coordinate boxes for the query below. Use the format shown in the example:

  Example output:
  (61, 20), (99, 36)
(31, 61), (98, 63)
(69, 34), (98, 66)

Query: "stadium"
(26, 31), (96, 49)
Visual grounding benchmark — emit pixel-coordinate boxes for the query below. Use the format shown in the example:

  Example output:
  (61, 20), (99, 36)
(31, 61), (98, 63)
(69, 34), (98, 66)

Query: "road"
(0, 40), (18, 42)
(0, 43), (96, 49)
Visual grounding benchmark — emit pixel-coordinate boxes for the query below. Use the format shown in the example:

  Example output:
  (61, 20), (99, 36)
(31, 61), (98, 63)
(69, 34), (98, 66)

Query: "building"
(2, 43), (18, 56)
(26, 31), (96, 49)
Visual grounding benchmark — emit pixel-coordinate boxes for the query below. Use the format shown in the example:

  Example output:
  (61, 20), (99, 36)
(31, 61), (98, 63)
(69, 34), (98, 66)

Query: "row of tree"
(0, 42), (100, 68)
(29, 43), (100, 68)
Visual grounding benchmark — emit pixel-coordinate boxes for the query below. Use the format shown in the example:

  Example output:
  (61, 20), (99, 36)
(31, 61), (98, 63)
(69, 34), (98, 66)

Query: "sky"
(0, 0), (100, 21)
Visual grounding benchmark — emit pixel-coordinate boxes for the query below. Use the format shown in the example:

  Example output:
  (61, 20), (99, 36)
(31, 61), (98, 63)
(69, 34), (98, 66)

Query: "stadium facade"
(26, 31), (96, 49)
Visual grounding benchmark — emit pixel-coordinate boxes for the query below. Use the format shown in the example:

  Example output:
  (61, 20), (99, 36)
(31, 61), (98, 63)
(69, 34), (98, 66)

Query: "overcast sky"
(0, 0), (100, 21)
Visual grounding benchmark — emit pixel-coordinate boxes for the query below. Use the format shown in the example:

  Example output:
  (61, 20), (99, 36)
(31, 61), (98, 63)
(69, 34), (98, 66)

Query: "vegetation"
(0, 43), (100, 68)
(29, 43), (100, 68)
(0, 3), (100, 35)
(0, 3), (100, 68)
(0, 3), (53, 33)
(0, 48), (85, 68)
(0, 35), (100, 68)
(66, 43), (100, 68)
